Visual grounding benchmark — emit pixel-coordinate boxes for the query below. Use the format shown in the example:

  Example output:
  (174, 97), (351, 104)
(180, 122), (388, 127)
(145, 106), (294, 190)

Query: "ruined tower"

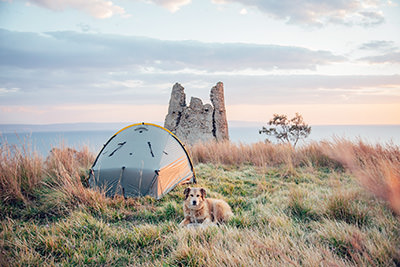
(164, 82), (229, 145)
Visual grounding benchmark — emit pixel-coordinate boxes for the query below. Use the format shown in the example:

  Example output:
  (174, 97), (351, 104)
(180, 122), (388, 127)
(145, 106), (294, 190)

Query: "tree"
(259, 113), (311, 148)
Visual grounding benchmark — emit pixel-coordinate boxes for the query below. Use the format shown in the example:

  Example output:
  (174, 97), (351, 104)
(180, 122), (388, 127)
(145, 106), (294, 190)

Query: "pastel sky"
(0, 0), (399, 125)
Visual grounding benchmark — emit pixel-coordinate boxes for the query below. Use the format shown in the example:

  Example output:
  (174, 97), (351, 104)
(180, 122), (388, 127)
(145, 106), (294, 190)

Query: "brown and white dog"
(179, 187), (233, 227)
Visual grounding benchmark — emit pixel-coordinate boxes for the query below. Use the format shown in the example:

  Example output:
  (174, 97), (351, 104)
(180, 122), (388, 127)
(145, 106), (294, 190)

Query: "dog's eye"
(190, 194), (194, 197)
(196, 195), (200, 197)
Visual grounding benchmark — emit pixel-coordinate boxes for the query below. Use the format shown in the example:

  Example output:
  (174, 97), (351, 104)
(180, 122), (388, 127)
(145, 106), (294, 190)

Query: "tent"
(89, 123), (196, 199)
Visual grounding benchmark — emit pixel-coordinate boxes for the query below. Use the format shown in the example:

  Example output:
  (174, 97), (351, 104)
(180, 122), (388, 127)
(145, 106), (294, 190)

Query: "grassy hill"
(0, 140), (399, 266)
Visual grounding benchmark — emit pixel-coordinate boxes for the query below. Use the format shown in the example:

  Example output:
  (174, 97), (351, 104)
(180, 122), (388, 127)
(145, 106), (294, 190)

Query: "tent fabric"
(89, 123), (196, 199)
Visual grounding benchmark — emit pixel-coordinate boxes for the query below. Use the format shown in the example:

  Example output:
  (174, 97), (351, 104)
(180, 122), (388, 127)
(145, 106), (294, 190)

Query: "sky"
(0, 0), (399, 126)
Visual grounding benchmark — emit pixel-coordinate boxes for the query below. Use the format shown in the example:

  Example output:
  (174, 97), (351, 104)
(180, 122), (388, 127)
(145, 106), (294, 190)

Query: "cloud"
(360, 40), (395, 51)
(361, 52), (400, 64)
(0, 104), (167, 124)
(1, 59), (399, 107)
(359, 40), (400, 63)
(211, 0), (385, 27)
(76, 23), (100, 33)
(0, 87), (19, 95)
(144, 0), (191, 12)
(1, 29), (398, 120)
(14, 0), (127, 18)
(0, 29), (344, 71)
(221, 74), (400, 106)
(356, 10), (385, 26)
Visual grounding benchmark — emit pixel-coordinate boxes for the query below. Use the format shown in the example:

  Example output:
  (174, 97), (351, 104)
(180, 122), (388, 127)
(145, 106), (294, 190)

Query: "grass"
(0, 139), (399, 266)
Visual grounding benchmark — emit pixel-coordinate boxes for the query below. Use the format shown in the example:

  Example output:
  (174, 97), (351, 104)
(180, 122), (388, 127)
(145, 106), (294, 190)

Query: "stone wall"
(164, 82), (229, 145)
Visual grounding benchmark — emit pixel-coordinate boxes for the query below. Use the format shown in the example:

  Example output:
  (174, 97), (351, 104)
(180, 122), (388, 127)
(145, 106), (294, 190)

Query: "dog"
(179, 187), (233, 227)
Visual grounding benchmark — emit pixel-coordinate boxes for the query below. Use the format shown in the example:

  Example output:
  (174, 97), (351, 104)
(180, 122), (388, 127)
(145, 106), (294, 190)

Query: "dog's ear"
(183, 187), (191, 200)
(200, 188), (206, 199)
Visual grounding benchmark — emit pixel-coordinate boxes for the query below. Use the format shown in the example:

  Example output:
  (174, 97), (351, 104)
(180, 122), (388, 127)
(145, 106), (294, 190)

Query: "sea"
(1, 124), (399, 157)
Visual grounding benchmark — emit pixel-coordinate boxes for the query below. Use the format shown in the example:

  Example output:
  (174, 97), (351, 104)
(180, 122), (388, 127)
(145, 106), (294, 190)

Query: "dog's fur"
(179, 187), (233, 227)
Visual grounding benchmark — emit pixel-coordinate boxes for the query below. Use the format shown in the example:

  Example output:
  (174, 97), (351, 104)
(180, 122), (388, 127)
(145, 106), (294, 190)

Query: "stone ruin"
(164, 82), (229, 145)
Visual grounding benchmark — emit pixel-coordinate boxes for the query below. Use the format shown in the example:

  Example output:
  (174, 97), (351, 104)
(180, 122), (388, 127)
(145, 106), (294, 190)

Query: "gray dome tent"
(89, 123), (196, 199)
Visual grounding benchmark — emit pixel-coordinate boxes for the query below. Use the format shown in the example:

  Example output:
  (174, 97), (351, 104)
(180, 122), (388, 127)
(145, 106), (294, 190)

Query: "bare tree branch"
(259, 113), (311, 148)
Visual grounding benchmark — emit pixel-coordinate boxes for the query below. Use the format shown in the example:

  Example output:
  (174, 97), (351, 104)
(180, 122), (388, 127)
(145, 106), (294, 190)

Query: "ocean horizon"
(1, 123), (399, 157)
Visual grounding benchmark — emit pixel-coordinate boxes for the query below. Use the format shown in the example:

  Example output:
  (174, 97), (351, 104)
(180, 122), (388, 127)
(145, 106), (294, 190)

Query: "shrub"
(259, 113), (311, 147)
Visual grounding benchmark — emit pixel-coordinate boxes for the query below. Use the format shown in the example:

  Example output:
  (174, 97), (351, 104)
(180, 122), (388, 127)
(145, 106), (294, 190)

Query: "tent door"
(147, 170), (160, 198)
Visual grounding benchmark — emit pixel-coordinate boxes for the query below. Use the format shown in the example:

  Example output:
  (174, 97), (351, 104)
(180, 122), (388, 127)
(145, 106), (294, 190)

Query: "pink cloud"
(26, 0), (126, 18)
(146, 0), (191, 12)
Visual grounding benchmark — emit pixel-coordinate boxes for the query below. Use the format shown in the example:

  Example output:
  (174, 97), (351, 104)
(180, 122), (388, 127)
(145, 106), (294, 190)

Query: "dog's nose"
(192, 200), (197, 205)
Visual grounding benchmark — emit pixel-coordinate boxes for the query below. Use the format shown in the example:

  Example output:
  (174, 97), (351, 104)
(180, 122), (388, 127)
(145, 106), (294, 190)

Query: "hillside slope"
(0, 141), (399, 266)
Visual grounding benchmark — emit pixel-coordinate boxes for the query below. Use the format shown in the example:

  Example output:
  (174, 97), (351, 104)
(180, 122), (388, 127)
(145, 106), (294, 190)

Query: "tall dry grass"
(1, 138), (399, 217)
(0, 141), (44, 204)
(189, 140), (342, 169)
(0, 140), (109, 215)
(190, 139), (400, 216)
(322, 139), (400, 215)
(44, 145), (108, 211)
(190, 141), (293, 166)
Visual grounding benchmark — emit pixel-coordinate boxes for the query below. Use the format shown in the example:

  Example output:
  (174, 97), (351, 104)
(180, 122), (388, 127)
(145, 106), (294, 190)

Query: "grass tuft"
(287, 189), (320, 223)
(0, 139), (44, 204)
(326, 191), (371, 226)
